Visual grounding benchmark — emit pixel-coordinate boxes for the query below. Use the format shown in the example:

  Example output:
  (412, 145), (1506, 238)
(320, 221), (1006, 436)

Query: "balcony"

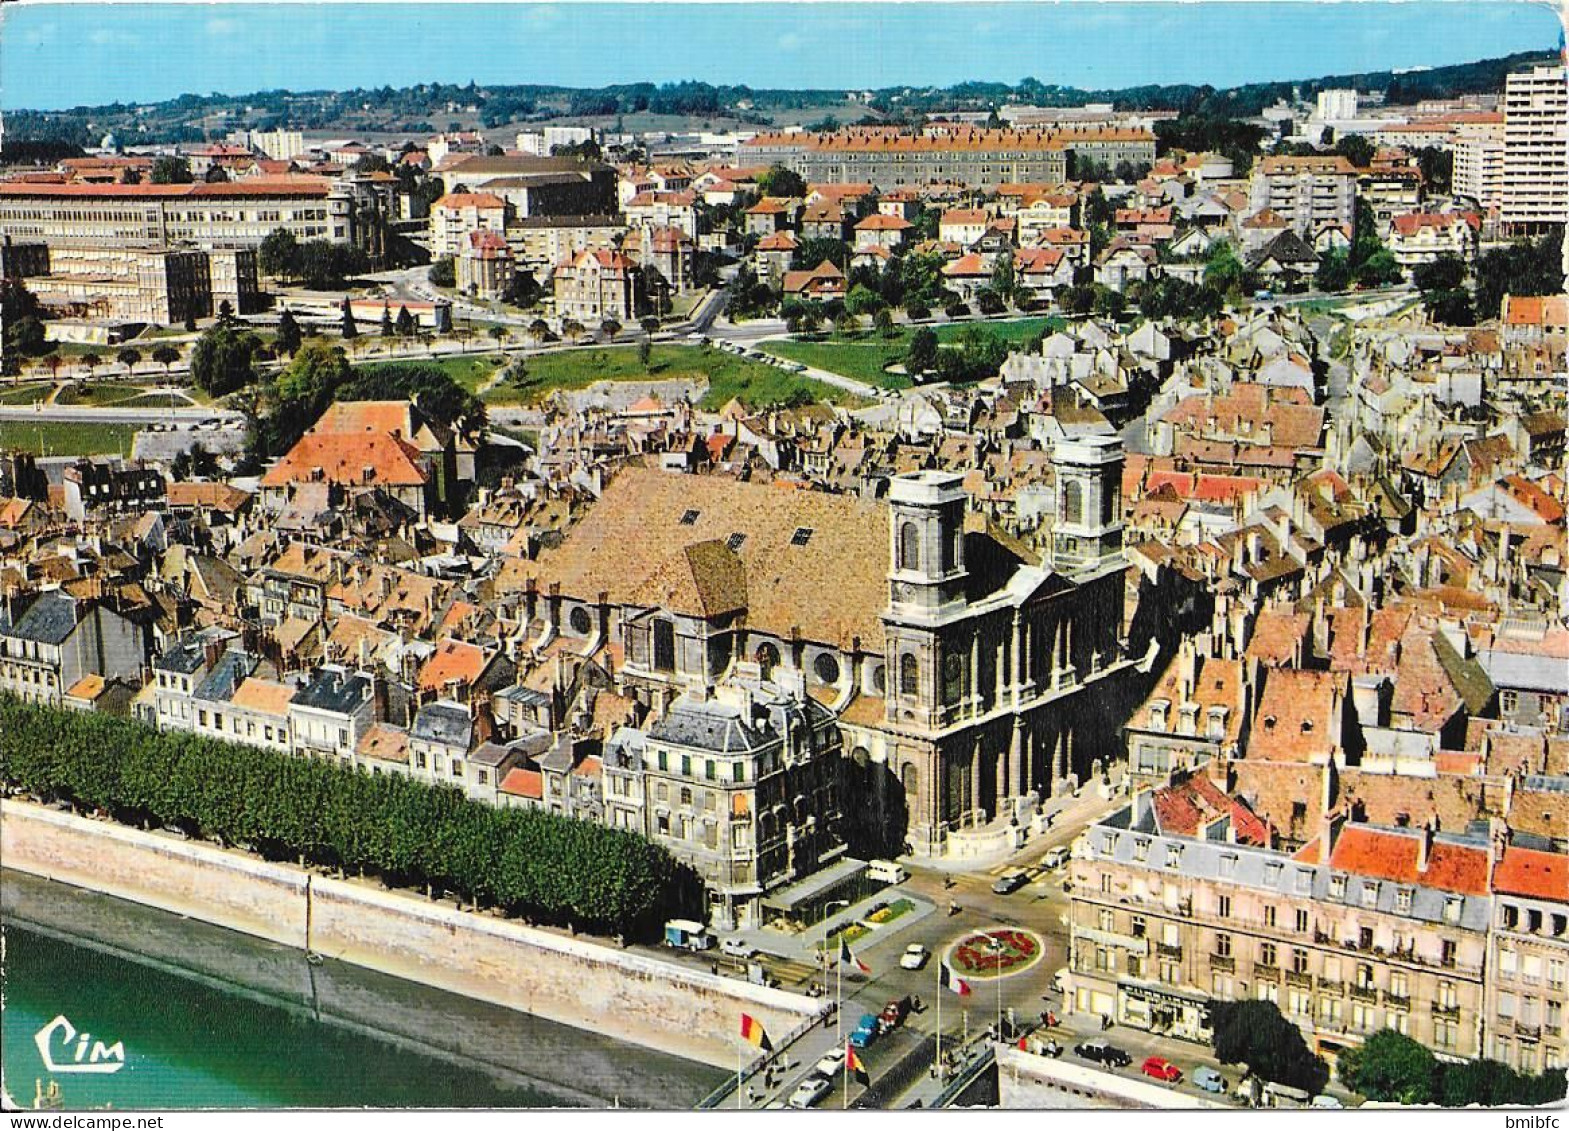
(1385, 993), (1410, 1010)
(1317, 978), (1345, 996)
(1285, 969), (1314, 989)
(1349, 984), (1379, 1004)
(1209, 953), (1235, 973)
(1254, 964), (1280, 982)
(1156, 942), (1184, 960)
(1514, 1021), (1542, 1042)
(1431, 1001), (1461, 1020)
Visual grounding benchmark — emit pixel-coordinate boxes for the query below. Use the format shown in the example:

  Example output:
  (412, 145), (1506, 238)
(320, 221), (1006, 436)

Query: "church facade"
(499, 436), (1132, 855)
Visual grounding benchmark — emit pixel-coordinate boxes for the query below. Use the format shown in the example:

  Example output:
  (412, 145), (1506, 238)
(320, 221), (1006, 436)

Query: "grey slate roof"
(193, 650), (258, 704)
(411, 701), (473, 747)
(0, 591), (80, 646)
(292, 666), (372, 715)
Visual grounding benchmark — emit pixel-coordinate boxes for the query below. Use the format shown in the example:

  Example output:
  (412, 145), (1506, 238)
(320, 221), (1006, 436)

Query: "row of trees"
(258, 228), (371, 291)
(1337, 1030), (1566, 1107)
(0, 697), (695, 937)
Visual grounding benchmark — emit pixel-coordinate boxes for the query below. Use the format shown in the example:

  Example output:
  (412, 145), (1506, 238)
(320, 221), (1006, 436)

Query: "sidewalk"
(908, 784), (1129, 877)
(735, 890), (936, 965)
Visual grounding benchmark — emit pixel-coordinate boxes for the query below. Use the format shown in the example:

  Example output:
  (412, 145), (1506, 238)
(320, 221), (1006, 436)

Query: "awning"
(1119, 983), (1210, 1011)
(761, 856), (867, 911)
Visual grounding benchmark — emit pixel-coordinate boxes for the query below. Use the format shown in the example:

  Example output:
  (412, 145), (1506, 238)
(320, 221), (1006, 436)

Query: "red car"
(1141, 1057), (1183, 1083)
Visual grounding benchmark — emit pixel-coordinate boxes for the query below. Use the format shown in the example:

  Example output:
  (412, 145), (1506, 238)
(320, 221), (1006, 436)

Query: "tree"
(976, 288), (1006, 315)
(873, 307), (896, 338)
(1334, 133), (1375, 170)
(80, 353), (100, 380)
(638, 336), (653, 367)
(906, 327), (939, 375)
(274, 311), (302, 357)
(1336, 1030), (1435, 1104)
(757, 164), (807, 199)
(906, 302), (931, 322)
(1, 280), (48, 370)
(1209, 999), (1329, 1094)
(1203, 240), (1245, 295)
(600, 319), (621, 341)
(991, 252), (1016, 302)
(116, 347), (142, 373)
(1411, 255), (1466, 294)
(151, 345), (181, 377)
(528, 318), (551, 344)
(487, 325), (507, 350)
(380, 305), (396, 337)
(41, 353), (61, 382)
(844, 284), (884, 318)
(561, 319), (584, 343)
(1355, 248), (1402, 288)
(1317, 248), (1353, 293)
(258, 228), (301, 282)
(396, 306), (416, 338)
(217, 300), (236, 326)
(834, 311), (860, 337)
(794, 237), (849, 271)
(341, 300), (359, 340)
(639, 316), (660, 335)
(184, 311), (198, 333)
(428, 256), (456, 288)
(189, 324), (261, 397)
(503, 270), (542, 309)
(149, 156), (193, 184)
(1424, 288), (1476, 326)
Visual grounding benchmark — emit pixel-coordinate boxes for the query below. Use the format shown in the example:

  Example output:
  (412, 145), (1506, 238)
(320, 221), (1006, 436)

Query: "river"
(1, 869), (726, 1111)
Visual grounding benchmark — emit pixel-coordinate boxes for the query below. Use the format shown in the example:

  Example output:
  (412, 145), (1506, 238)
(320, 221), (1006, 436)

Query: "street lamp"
(986, 936), (1006, 1042)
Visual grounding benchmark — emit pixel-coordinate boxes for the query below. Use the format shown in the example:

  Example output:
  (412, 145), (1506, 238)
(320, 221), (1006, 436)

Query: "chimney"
(1417, 817), (1437, 874)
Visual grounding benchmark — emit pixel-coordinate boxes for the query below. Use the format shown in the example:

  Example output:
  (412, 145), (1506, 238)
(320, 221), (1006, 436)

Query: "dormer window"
(1329, 874), (1347, 899)
(1149, 699), (1170, 730)
(679, 509), (700, 525)
(1207, 706), (1228, 740)
(1361, 881), (1380, 908)
(1177, 703), (1198, 735)
(791, 527), (814, 547)
(726, 532), (746, 551)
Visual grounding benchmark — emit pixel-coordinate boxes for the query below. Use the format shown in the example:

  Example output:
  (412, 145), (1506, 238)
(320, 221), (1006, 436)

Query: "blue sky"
(1, 2), (1561, 112)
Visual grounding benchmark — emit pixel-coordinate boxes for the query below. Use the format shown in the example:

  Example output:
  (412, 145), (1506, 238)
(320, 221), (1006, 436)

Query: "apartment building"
(1487, 844), (1568, 1074)
(741, 127), (1154, 189)
(430, 192), (508, 257)
(0, 591), (144, 707)
(552, 248), (641, 325)
(1248, 156), (1359, 238)
(1453, 116), (1507, 210)
(1501, 65), (1569, 231)
(638, 677), (844, 930)
(1066, 772), (1493, 1064)
(1387, 212), (1480, 274)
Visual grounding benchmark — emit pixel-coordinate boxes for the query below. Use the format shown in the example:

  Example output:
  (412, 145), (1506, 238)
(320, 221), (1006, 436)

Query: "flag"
(740, 1012), (771, 1051)
(839, 935), (871, 975)
(941, 963), (972, 996)
(846, 1042), (869, 1084)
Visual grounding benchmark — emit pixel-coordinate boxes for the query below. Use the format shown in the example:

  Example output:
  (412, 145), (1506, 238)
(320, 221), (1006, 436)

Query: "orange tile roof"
(1503, 294), (1569, 328)
(259, 430), (427, 490)
(64, 674), (106, 701)
(312, 400), (415, 438)
(500, 766), (544, 799)
(0, 177), (330, 199)
(433, 191), (506, 211)
(418, 637), (491, 692)
(357, 722), (411, 764)
(1329, 824), (1490, 895)
(1493, 846), (1568, 902)
(230, 677), (296, 716)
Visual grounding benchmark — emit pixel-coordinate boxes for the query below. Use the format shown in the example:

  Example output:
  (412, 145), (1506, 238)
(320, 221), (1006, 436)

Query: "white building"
(1502, 65), (1569, 230)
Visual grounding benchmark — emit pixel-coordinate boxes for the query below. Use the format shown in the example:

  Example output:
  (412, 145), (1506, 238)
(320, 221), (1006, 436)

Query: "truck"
(663, 918), (714, 951)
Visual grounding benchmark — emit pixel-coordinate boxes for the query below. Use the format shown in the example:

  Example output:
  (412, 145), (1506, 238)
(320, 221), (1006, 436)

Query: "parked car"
(899, 944), (929, 970)
(850, 1013), (880, 1048)
(789, 1076), (832, 1109)
(1041, 846), (1070, 870)
(867, 859), (908, 884)
(1192, 1066), (1227, 1094)
(1310, 1095), (1344, 1109)
(1141, 1057), (1182, 1083)
(719, 937), (756, 959)
(1074, 1041), (1132, 1067)
(879, 997), (911, 1032)
(815, 1046), (846, 1078)
(992, 869), (1030, 895)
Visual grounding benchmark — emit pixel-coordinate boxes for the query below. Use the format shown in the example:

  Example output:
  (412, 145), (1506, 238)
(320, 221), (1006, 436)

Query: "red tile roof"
(259, 430), (427, 489)
(500, 767), (544, 799)
(1328, 824), (1490, 895)
(1493, 846), (1568, 902)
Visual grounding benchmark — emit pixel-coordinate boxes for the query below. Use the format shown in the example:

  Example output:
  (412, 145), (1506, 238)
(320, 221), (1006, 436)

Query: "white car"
(1042, 846), (1070, 870)
(1310, 1095), (1344, 1109)
(720, 937), (756, 959)
(815, 1046), (846, 1077)
(900, 944), (929, 970)
(789, 1076), (832, 1109)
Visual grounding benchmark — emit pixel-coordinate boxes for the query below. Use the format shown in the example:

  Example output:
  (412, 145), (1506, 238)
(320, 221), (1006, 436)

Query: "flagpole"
(935, 960), (943, 1085)
(736, 1044), (743, 1110)
(843, 1038), (849, 1110)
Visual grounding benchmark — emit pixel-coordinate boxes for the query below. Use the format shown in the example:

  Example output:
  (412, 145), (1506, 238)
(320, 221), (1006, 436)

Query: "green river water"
(0, 869), (725, 1111)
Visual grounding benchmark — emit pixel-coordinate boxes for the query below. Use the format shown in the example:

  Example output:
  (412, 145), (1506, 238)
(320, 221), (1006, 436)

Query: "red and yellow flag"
(740, 1012), (771, 1051)
(846, 1042), (868, 1084)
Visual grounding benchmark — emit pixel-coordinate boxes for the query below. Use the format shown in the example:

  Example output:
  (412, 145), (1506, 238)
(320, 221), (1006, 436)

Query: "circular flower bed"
(948, 927), (1043, 979)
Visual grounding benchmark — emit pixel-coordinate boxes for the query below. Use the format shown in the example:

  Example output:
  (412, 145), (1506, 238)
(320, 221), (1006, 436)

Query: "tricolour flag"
(839, 935), (871, 974)
(941, 963), (972, 996)
(740, 1012), (771, 1051)
(846, 1042), (869, 1084)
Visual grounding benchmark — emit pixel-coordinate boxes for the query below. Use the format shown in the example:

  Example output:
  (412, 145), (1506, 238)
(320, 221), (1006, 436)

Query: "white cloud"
(778, 31), (803, 52)
(205, 17), (241, 37)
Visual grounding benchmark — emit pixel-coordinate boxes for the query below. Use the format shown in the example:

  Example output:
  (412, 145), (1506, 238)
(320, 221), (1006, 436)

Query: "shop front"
(1118, 982), (1213, 1043)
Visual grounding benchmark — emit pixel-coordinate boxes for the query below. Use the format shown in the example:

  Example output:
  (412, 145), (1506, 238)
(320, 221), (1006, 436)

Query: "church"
(498, 435), (1133, 855)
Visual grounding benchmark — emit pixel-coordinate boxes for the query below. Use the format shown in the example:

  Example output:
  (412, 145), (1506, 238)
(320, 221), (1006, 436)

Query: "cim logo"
(33, 1014), (127, 1074)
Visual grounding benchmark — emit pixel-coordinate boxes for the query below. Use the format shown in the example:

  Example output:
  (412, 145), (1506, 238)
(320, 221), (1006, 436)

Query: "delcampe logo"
(33, 1015), (127, 1074)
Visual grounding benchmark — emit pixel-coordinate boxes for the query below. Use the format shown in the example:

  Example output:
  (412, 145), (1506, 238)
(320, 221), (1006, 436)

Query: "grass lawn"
(485, 344), (865, 410)
(357, 353), (503, 395)
(0, 383), (53, 406)
(0, 421), (141, 457)
(761, 315), (1066, 387)
(54, 383), (154, 407)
